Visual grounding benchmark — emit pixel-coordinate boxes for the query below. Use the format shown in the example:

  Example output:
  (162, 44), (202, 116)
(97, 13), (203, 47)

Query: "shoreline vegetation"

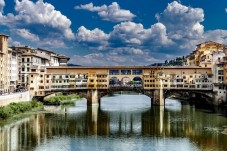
(42, 93), (81, 105)
(0, 101), (43, 120)
(0, 93), (81, 120)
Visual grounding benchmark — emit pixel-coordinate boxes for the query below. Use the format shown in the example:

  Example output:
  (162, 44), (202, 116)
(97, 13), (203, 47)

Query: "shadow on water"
(166, 97), (227, 118)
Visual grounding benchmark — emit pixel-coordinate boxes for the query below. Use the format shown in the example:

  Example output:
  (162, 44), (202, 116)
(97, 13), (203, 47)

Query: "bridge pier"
(153, 89), (165, 106)
(87, 89), (100, 106)
(86, 105), (99, 135)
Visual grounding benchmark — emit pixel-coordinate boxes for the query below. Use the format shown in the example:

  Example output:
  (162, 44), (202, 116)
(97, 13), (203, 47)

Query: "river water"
(0, 94), (227, 151)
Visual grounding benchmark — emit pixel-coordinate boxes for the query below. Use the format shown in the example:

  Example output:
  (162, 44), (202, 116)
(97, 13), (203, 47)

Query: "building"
(184, 41), (227, 67)
(10, 46), (70, 93)
(0, 34), (9, 94)
(8, 48), (18, 92)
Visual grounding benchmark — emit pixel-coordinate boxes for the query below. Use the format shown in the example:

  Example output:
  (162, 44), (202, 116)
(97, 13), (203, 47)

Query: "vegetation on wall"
(43, 94), (81, 105)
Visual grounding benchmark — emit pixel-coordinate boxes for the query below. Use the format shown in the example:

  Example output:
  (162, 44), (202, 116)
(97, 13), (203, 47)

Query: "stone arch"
(164, 89), (213, 105)
(98, 89), (152, 104)
(133, 77), (142, 85)
(109, 77), (120, 86)
(121, 76), (131, 85)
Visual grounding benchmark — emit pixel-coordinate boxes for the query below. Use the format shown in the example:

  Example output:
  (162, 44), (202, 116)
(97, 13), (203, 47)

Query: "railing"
(109, 84), (143, 88)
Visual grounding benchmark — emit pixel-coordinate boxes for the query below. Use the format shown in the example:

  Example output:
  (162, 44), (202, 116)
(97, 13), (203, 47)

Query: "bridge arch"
(164, 89), (213, 105)
(133, 77), (142, 85)
(97, 88), (154, 105)
(121, 76), (131, 85)
(109, 77), (119, 85)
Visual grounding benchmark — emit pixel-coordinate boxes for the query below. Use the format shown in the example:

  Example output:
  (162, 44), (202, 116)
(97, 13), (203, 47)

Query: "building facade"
(0, 34), (9, 94)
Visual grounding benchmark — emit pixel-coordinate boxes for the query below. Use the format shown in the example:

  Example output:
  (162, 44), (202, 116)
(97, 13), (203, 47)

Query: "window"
(22, 58), (24, 62)
(218, 70), (224, 75)
(31, 75), (33, 77)
(218, 76), (224, 81)
(31, 81), (33, 83)
(121, 69), (131, 75)
(27, 68), (30, 72)
(39, 86), (44, 89)
(109, 69), (119, 75)
(132, 69), (142, 75)
(27, 58), (30, 62)
(22, 68), (25, 71)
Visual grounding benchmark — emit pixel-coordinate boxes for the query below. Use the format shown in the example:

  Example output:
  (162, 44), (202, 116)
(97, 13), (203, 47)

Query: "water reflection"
(165, 98), (182, 112)
(0, 95), (227, 151)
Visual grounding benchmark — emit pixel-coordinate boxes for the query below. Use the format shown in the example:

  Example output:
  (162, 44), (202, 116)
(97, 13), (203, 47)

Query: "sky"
(1, 0), (227, 66)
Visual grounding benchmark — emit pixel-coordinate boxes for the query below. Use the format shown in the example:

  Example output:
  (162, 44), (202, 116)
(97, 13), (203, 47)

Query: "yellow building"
(29, 66), (211, 97)
(185, 41), (227, 67)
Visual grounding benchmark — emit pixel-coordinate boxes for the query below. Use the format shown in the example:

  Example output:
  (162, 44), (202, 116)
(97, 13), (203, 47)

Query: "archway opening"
(121, 77), (131, 86)
(109, 77), (120, 86)
(133, 77), (142, 87)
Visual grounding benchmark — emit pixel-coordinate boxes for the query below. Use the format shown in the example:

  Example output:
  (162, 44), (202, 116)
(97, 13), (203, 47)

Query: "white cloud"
(70, 52), (158, 66)
(146, 23), (173, 45)
(14, 29), (39, 42)
(204, 30), (227, 44)
(110, 21), (145, 45)
(13, 28), (66, 48)
(0, 0), (5, 13)
(225, 8), (227, 13)
(76, 26), (109, 44)
(111, 47), (147, 55)
(14, 0), (74, 39)
(109, 21), (172, 46)
(75, 2), (136, 22)
(38, 38), (67, 49)
(8, 37), (21, 46)
(158, 1), (204, 40)
(0, 0), (74, 40)
(75, 2), (107, 12)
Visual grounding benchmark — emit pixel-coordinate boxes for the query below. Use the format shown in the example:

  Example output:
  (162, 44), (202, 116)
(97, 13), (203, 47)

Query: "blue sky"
(1, 0), (227, 65)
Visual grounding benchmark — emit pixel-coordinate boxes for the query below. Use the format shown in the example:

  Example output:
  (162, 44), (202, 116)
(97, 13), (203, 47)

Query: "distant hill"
(149, 56), (185, 66)
(67, 63), (81, 66)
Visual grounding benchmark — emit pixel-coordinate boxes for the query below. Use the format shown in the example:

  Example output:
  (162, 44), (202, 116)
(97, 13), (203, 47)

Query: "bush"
(0, 101), (43, 120)
(43, 94), (81, 105)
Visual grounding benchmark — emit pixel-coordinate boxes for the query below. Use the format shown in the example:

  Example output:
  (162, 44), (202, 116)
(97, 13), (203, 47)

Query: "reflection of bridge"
(1, 104), (224, 151)
(41, 66), (219, 106)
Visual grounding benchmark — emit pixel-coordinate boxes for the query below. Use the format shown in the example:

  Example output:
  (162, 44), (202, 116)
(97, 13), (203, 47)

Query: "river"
(0, 94), (227, 151)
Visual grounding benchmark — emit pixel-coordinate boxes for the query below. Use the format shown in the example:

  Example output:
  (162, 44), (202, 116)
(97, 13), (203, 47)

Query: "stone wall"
(0, 91), (30, 106)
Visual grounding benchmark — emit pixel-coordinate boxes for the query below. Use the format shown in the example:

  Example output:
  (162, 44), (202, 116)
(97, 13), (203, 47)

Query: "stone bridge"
(37, 66), (223, 106)
(46, 85), (215, 106)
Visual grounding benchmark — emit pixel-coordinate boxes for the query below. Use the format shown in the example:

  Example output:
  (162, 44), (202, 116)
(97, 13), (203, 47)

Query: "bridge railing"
(109, 84), (143, 87)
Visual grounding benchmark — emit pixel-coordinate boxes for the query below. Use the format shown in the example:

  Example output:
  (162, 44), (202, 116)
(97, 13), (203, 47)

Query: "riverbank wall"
(0, 91), (30, 107)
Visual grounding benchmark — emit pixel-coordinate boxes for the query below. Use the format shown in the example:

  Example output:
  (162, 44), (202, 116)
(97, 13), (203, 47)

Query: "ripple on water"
(34, 136), (200, 151)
